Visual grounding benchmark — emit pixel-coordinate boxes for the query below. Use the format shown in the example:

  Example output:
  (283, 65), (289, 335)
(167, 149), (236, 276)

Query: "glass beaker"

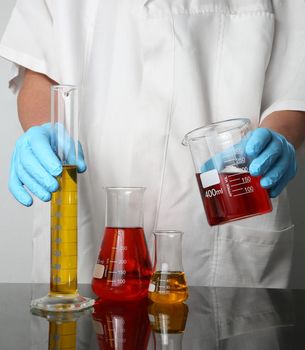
(182, 118), (272, 226)
(92, 299), (151, 350)
(92, 187), (152, 301)
(148, 231), (188, 304)
(31, 85), (94, 312)
(148, 303), (189, 350)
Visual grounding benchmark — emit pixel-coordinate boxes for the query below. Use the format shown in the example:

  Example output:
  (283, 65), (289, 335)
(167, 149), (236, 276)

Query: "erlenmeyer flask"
(148, 231), (188, 304)
(92, 187), (152, 301)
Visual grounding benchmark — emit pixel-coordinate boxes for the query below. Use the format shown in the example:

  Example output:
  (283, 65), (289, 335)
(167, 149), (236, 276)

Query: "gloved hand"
(9, 123), (87, 206)
(200, 137), (248, 172)
(245, 128), (297, 198)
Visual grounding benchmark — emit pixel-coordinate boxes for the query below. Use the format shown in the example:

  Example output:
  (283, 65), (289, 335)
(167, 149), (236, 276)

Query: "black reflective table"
(0, 284), (304, 349)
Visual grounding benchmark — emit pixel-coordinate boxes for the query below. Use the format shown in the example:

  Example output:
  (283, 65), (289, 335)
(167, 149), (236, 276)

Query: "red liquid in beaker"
(92, 227), (152, 301)
(196, 172), (272, 225)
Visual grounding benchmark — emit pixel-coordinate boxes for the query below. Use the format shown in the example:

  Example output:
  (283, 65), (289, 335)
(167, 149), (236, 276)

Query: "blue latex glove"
(245, 128), (297, 198)
(9, 123), (87, 206)
(201, 137), (248, 173)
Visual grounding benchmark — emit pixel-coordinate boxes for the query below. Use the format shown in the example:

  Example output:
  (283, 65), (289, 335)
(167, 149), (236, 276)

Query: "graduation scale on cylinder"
(31, 85), (94, 312)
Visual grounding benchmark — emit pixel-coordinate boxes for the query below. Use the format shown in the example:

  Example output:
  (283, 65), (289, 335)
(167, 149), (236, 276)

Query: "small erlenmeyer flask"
(92, 187), (152, 301)
(148, 231), (188, 304)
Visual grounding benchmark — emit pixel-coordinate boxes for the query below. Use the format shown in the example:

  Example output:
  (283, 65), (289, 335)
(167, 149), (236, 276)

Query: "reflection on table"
(0, 284), (300, 349)
(148, 302), (189, 350)
(92, 299), (150, 349)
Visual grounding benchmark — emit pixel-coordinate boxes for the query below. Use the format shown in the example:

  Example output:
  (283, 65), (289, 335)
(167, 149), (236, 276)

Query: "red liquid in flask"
(196, 172), (272, 226)
(92, 227), (152, 301)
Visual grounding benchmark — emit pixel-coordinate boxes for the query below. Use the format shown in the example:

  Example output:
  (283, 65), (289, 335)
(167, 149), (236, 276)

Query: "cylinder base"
(31, 293), (94, 313)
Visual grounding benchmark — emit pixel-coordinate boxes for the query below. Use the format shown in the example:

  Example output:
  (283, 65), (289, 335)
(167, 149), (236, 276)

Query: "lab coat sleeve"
(0, 0), (58, 94)
(260, 0), (305, 120)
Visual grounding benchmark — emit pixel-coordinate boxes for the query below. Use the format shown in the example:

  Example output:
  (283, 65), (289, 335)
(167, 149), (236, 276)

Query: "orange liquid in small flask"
(148, 231), (188, 304)
(92, 188), (152, 301)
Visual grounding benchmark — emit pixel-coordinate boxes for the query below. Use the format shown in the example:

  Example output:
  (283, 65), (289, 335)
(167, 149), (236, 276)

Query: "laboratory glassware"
(92, 299), (151, 350)
(148, 231), (188, 304)
(182, 118), (272, 225)
(148, 302), (188, 350)
(31, 85), (94, 312)
(92, 187), (152, 301)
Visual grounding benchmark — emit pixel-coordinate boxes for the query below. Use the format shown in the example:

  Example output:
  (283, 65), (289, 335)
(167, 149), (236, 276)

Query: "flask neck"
(105, 187), (145, 228)
(154, 232), (184, 272)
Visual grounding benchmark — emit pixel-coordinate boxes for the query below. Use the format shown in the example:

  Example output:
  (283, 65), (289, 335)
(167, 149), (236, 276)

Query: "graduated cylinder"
(31, 85), (94, 313)
(50, 85), (79, 296)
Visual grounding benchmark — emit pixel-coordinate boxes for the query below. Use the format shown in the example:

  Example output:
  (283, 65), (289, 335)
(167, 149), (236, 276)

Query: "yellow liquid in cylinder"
(148, 271), (188, 304)
(50, 165), (78, 296)
(49, 321), (77, 350)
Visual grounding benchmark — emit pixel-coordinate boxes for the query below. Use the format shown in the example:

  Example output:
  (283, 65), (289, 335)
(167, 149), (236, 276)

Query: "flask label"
(148, 283), (155, 292)
(200, 169), (220, 188)
(93, 264), (105, 279)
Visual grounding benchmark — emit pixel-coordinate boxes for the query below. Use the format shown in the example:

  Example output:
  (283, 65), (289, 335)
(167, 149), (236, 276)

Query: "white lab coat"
(1, 0), (305, 287)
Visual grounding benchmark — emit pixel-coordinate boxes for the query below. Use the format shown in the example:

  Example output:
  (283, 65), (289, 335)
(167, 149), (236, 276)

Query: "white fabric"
(1, 0), (305, 287)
